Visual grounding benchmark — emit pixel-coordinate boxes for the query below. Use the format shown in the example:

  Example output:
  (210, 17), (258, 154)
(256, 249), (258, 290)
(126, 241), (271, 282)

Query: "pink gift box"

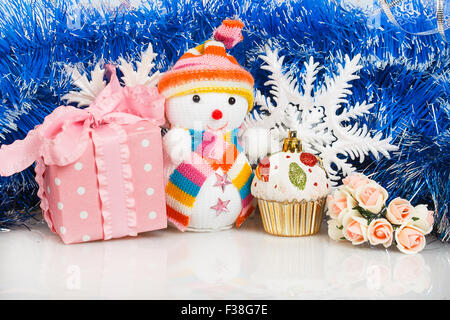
(0, 65), (167, 244)
(40, 120), (167, 244)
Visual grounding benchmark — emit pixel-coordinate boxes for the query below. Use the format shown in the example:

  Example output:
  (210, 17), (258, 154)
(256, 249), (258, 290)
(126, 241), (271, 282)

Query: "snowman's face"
(165, 92), (248, 131)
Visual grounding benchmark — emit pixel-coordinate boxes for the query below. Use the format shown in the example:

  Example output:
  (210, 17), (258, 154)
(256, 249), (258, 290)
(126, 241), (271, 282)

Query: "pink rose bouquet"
(326, 173), (434, 254)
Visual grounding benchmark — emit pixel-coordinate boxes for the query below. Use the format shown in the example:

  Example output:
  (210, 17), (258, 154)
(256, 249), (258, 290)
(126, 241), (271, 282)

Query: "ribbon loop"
(0, 64), (165, 174)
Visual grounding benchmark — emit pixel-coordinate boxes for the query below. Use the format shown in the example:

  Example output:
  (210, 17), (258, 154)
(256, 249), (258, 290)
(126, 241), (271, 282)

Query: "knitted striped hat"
(158, 19), (254, 111)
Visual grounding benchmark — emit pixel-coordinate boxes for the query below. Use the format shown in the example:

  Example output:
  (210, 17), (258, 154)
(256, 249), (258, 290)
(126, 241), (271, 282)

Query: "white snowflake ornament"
(243, 45), (397, 185)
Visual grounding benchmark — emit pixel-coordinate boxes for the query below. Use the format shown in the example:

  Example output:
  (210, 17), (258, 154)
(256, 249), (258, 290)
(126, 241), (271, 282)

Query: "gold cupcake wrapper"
(257, 198), (326, 236)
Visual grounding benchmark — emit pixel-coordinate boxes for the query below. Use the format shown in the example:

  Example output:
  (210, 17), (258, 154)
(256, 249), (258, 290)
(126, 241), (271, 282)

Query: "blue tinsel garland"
(0, 0), (448, 240)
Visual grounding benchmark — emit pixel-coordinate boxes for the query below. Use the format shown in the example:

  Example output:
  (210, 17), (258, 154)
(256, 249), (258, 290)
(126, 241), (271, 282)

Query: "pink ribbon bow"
(0, 65), (165, 176)
(0, 65), (166, 241)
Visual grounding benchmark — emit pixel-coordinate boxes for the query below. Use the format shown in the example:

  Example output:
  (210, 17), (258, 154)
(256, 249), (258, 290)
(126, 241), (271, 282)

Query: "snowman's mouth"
(207, 122), (228, 131)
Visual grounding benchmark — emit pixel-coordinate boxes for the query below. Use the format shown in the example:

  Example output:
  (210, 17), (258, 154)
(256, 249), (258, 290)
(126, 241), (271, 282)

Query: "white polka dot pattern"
(141, 139), (149, 147)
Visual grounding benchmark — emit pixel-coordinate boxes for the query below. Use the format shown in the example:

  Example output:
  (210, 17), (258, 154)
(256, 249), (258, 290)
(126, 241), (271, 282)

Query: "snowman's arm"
(240, 127), (280, 164)
(163, 127), (192, 165)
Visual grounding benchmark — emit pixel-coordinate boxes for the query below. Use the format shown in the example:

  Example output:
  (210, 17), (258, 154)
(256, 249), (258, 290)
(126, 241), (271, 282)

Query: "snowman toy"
(158, 20), (269, 232)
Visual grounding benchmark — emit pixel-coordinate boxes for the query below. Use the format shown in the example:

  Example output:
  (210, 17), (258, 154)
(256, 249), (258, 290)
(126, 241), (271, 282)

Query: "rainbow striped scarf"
(166, 128), (254, 231)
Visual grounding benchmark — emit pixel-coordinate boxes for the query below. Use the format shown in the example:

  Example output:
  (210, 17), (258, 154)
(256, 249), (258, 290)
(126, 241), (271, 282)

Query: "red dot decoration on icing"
(308, 168), (312, 173)
(326, 183), (329, 188)
(300, 152), (318, 167)
(286, 155), (291, 159)
(314, 182), (318, 187)
(274, 184), (277, 189)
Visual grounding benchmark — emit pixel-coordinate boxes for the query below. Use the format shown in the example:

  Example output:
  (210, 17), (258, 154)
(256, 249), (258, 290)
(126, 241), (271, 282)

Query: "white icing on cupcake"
(251, 151), (330, 202)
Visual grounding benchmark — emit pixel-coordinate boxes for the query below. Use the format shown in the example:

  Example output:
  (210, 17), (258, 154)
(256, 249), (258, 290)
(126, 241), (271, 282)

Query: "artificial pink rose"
(342, 173), (370, 194)
(409, 204), (434, 235)
(386, 198), (414, 225)
(367, 218), (394, 248)
(326, 189), (356, 221)
(342, 214), (368, 245)
(354, 182), (388, 213)
(393, 254), (431, 293)
(395, 224), (426, 254)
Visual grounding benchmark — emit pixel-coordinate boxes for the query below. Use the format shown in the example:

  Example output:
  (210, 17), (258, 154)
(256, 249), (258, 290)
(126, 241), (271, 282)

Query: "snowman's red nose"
(211, 109), (223, 120)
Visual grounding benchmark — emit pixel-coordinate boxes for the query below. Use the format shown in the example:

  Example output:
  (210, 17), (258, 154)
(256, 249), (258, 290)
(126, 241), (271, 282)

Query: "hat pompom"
(213, 19), (244, 50)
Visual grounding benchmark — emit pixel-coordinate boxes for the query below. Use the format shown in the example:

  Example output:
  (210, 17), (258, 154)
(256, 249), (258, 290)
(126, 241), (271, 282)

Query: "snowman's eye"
(192, 95), (200, 103)
(228, 97), (236, 105)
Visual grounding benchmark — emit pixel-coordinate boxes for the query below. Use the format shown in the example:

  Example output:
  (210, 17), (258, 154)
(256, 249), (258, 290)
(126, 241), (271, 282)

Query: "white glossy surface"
(0, 214), (449, 299)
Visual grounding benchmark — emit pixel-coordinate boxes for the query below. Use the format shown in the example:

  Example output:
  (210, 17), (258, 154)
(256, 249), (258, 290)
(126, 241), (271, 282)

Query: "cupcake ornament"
(252, 131), (331, 236)
(158, 20), (258, 232)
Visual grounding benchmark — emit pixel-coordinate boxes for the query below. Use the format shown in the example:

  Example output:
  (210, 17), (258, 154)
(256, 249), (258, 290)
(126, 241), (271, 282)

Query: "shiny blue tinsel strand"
(0, 0), (448, 240)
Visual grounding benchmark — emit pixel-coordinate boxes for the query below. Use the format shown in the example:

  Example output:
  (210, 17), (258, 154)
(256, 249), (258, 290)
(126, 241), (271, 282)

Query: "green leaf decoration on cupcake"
(289, 162), (307, 190)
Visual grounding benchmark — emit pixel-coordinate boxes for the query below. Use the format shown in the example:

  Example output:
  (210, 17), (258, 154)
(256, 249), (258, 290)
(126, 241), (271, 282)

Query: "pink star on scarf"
(213, 173), (232, 192)
(210, 198), (230, 216)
